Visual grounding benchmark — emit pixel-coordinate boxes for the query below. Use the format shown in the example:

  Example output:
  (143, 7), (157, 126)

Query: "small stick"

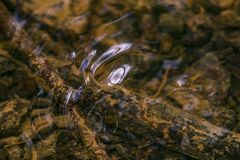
(71, 108), (109, 160)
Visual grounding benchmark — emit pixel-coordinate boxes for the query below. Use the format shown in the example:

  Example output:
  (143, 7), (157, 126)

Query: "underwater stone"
(0, 99), (29, 136)
(234, 0), (240, 14)
(158, 13), (184, 34)
(210, 0), (234, 9)
(217, 10), (240, 29)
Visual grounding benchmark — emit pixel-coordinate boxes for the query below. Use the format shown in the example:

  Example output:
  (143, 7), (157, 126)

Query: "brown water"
(0, 0), (240, 159)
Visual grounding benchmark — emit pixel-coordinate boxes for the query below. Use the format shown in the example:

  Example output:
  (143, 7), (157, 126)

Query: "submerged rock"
(187, 53), (230, 105)
(0, 99), (29, 136)
(210, 0), (234, 9)
(165, 52), (234, 128)
(158, 13), (184, 34)
(217, 10), (240, 29)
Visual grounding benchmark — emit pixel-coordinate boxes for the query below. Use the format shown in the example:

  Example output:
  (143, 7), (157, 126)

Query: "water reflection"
(20, 132), (34, 148)
(92, 13), (132, 47)
(90, 43), (133, 74)
(162, 59), (180, 69)
(81, 43), (133, 89)
(80, 42), (165, 96)
(80, 50), (97, 84)
(107, 64), (132, 86)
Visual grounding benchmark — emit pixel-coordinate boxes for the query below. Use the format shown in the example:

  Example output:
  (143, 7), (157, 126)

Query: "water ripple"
(107, 64), (132, 86)
(90, 43), (133, 74)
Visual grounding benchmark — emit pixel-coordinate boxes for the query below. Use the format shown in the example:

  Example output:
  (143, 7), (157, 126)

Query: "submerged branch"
(71, 108), (109, 160)
(89, 93), (240, 159)
(0, 1), (109, 160)
(140, 98), (240, 159)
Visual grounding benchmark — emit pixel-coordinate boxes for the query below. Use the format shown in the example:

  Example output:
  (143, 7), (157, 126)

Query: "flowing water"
(0, 0), (240, 159)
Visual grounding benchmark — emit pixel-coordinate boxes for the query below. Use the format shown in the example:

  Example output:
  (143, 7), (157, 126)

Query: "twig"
(71, 108), (109, 160)
(0, 1), (109, 159)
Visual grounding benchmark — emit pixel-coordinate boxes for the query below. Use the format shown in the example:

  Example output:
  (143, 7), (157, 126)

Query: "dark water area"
(0, 0), (240, 159)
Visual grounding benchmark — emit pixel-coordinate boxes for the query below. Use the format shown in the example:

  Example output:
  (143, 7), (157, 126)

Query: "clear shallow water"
(80, 43), (163, 94)
(0, 0), (240, 159)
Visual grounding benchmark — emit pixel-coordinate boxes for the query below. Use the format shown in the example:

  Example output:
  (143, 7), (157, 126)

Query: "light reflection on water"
(107, 64), (132, 86)
(81, 43), (134, 89)
(79, 41), (180, 98)
(90, 43), (133, 74)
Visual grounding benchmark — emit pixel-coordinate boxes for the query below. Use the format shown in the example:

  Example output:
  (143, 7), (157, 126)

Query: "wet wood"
(140, 98), (240, 159)
(87, 93), (240, 159)
(71, 108), (110, 160)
